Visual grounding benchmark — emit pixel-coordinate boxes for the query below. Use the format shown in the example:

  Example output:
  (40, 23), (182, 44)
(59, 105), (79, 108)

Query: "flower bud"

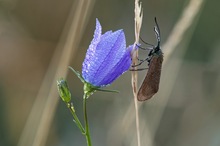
(57, 78), (71, 103)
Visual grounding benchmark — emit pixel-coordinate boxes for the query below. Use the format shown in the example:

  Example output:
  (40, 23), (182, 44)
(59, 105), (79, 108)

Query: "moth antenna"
(154, 17), (161, 47)
(139, 37), (154, 47)
(136, 44), (152, 51)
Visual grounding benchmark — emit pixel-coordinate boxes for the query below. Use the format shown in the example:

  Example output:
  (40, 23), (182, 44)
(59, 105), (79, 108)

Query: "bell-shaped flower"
(82, 19), (133, 87)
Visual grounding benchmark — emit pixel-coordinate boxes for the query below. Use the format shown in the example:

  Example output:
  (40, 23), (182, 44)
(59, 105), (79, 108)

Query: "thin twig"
(126, 0), (205, 146)
(131, 0), (143, 146)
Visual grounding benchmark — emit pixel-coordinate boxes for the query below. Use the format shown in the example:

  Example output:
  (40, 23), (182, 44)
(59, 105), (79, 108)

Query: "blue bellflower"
(82, 19), (133, 87)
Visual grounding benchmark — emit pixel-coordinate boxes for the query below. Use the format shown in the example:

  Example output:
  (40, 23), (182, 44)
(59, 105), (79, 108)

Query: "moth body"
(137, 17), (163, 101)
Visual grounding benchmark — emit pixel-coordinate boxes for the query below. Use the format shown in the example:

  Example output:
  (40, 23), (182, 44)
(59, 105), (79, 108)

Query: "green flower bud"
(57, 78), (71, 103)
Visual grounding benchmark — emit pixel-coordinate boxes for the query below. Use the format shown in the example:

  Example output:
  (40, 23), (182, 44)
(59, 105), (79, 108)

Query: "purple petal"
(82, 19), (102, 82)
(82, 30), (126, 86)
(82, 19), (133, 87)
(98, 45), (133, 86)
(92, 30), (126, 85)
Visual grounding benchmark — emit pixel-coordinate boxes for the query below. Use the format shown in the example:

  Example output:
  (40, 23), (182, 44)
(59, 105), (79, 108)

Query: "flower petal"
(82, 19), (133, 87)
(82, 19), (102, 82)
(97, 45), (133, 86)
(82, 29), (127, 86)
(92, 30), (126, 85)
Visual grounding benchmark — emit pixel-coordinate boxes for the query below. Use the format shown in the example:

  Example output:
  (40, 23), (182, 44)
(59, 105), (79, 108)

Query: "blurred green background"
(0, 0), (220, 146)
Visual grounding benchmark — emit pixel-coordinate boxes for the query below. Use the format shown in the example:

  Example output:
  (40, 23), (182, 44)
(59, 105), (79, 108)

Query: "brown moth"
(137, 17), (163, 101)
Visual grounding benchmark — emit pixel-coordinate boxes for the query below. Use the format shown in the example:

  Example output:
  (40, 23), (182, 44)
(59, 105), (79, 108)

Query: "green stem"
(83, 94), (92, 146)
(67, 103), (85, 134)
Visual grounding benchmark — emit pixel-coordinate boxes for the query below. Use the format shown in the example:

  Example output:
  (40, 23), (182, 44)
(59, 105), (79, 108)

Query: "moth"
(134, 17), (163, 101)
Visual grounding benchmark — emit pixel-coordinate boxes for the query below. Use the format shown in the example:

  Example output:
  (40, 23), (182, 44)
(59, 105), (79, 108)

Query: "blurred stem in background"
(151, 0), (206, 138)
(17, 0), (96, 146)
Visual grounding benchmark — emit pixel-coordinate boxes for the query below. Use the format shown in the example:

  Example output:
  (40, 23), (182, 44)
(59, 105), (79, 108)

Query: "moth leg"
(129, 67), (148, 71)
(136, 44), (152, 51)
(132, 55), (151, 67)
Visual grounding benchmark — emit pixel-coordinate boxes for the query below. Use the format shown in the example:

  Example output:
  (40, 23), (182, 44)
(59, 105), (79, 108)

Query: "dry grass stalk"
(127, 0), (205, 146)
(131, 0), (143, 146)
